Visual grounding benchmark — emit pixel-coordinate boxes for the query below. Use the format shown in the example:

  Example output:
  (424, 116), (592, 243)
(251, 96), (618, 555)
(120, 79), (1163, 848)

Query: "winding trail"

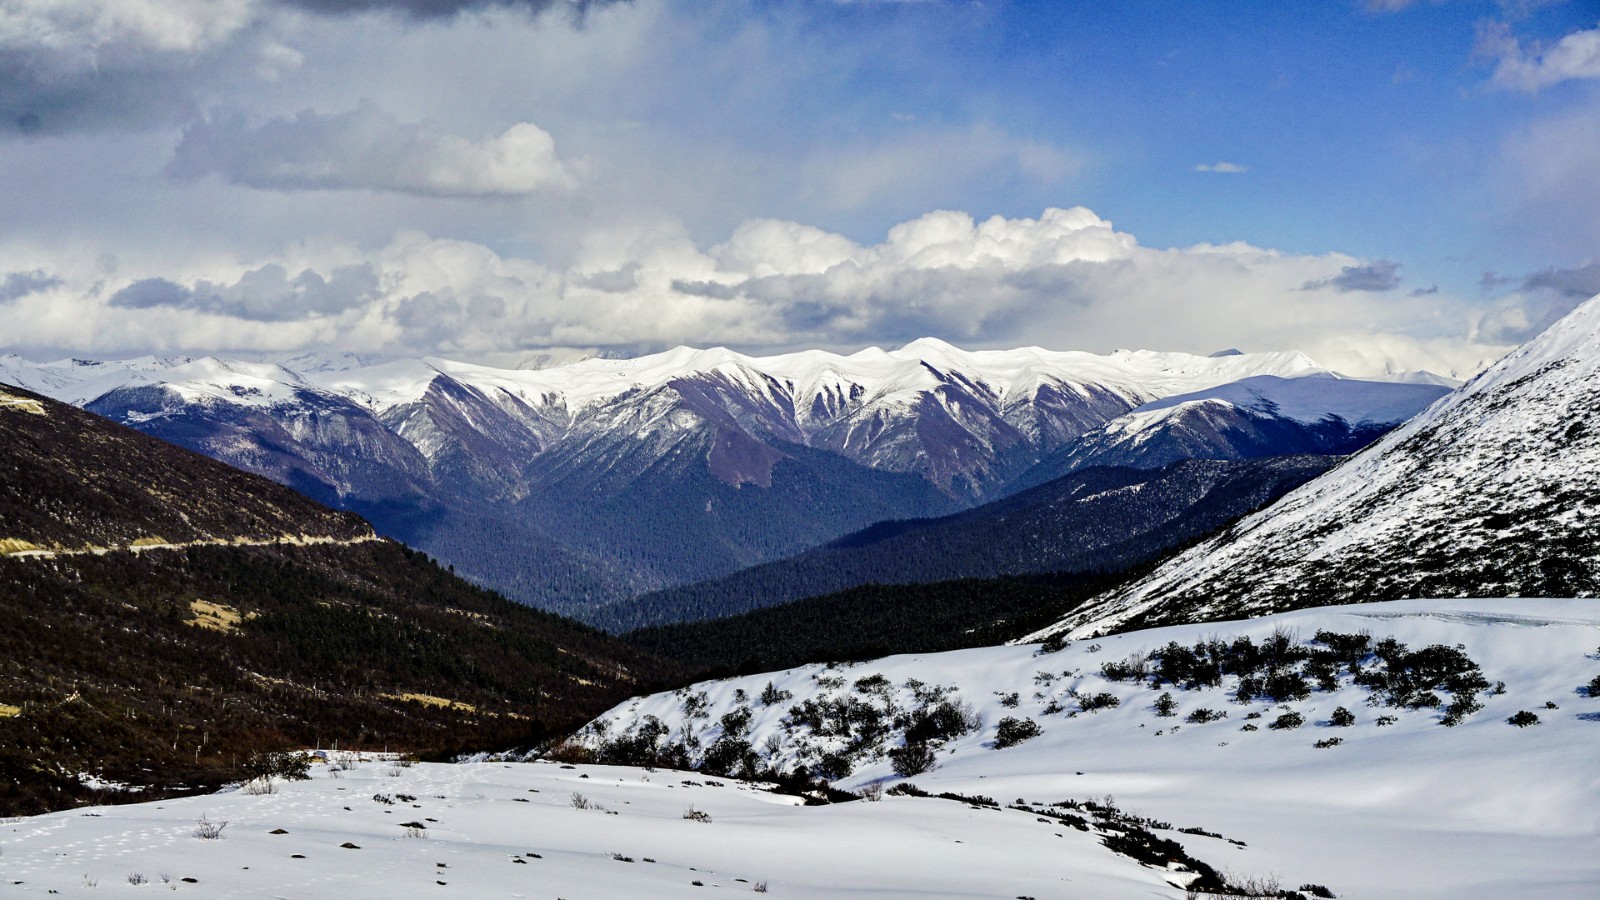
(1, 532), (382, 560)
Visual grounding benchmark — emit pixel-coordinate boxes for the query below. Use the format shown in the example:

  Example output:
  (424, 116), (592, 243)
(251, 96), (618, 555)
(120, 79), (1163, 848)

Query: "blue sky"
(0, 0), (1596, 376)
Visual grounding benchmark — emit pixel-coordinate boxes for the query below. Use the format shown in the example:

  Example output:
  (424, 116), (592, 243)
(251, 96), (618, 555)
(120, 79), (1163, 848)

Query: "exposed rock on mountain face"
(0, 343), (1440, 619)
(1007, 374), (1448, 492)
(1033, 293), (1600, 640)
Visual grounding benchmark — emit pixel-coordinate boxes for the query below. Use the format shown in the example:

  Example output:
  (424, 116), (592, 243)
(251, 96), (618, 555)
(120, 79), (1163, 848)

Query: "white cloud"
(0, 0), (265, 134)
(1193, 161), (1249, 173)
(167, 102), (575, 197)
(1496, 99), (1600, 258)
(1480, 19), (1600, 92)
(0, 0), (258, 62)
(0, 206), (1515, 378)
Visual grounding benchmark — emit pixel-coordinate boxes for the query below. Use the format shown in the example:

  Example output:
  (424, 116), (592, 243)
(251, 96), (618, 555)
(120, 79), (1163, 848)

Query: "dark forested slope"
(0, 384), (678, 816)
(604, 455), (1338, 631)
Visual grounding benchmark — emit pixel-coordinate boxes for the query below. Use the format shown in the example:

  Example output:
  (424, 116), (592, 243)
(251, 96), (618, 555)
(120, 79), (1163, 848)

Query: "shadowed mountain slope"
(602, 454), (1338, 632)
(0, 384), (678, 817)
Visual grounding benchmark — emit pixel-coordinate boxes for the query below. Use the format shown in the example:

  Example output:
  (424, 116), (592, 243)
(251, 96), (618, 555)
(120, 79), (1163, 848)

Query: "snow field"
(587, 599), (1600, 899)
(0, 758), (1180, 898)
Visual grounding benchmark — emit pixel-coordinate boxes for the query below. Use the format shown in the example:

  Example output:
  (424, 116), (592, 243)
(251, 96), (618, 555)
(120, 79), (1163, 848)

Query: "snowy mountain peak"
(1035, 292), (1600, 639)
(1126, 374), (1448, 428)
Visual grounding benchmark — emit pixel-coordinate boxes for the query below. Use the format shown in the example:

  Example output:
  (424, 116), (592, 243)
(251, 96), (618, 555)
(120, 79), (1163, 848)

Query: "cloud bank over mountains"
(0, 1), (1593, 380)
(0, 207), (1519, 378)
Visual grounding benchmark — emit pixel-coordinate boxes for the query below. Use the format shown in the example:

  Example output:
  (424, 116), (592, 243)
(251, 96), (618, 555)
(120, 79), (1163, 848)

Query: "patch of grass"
(187, 599), (246, 632)
(379, 693), (478, 713)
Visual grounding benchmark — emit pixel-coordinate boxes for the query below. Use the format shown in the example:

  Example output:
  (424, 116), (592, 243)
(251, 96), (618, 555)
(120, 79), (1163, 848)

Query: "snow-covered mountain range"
(0, 341), (1447, 619)
(0, 340), (1344, 492)
(1031, 292), (1600, 640)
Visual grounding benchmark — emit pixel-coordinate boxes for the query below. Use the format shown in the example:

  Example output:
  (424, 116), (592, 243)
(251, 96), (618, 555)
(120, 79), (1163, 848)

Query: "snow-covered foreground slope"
(582, 599), (1600, 899)
(3, 759), (1195, 898)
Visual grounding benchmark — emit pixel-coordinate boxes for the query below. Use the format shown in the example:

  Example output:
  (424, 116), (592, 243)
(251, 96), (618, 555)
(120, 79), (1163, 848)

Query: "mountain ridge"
(1028, 291), (1600, 639)
(1, 342), (1443, 620)
(0, 383), (677, 816)
(603, 454), (1339, 632)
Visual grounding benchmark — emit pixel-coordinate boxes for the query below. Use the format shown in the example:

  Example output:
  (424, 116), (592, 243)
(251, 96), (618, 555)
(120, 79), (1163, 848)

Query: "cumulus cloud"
(1478, 19), (1600, 91)
(167, 103), (574, 196)
(1193, 161), (1248, 173)
(1472, 262), (1600, 344)
(0, 270), (62, 303)
(108, 263), (381, 322)
(1520, 261), (1600, 298)
(1301, 260), (1403, 293)
(0, 0), (259, 134)
(0, 0), (619, 136)
(0, 206), (1509, 377)
(0, 0), (258, 61)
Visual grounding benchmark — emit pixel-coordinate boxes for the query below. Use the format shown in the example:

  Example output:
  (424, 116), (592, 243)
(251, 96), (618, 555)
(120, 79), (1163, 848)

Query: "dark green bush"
(903, 700), (977, 745)
(1268, 711), (1304, 730)
(1076, 692), (1120, 713)
(993, 717), (1042, 749)
(888, 742), (937, 777)
(1263, 670), (1312, 703)
(1154, 692), (1176, 718)
(815, 750), (853, 781)
(242, 750), (311, 782)
(700, 736), (755, 777)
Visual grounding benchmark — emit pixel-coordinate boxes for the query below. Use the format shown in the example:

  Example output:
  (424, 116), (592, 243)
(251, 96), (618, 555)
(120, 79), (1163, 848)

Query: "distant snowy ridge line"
(0, 338), (1454, 619)
(0, 339), (1438, 422)
(0, 341), (1449, 505)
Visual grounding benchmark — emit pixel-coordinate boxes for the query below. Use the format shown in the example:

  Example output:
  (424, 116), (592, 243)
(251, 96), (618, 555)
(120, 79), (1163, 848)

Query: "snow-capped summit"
(1004, 373), (1450, 491)
(2, 338), (1338, 492)
(0, 338), (1441, 618)
(1033, 292), (1600, 639)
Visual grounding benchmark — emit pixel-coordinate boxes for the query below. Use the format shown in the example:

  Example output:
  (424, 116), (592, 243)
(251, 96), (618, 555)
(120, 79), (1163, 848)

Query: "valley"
(3, 3), (1595, 895)
(1, 345), (1445, 623)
